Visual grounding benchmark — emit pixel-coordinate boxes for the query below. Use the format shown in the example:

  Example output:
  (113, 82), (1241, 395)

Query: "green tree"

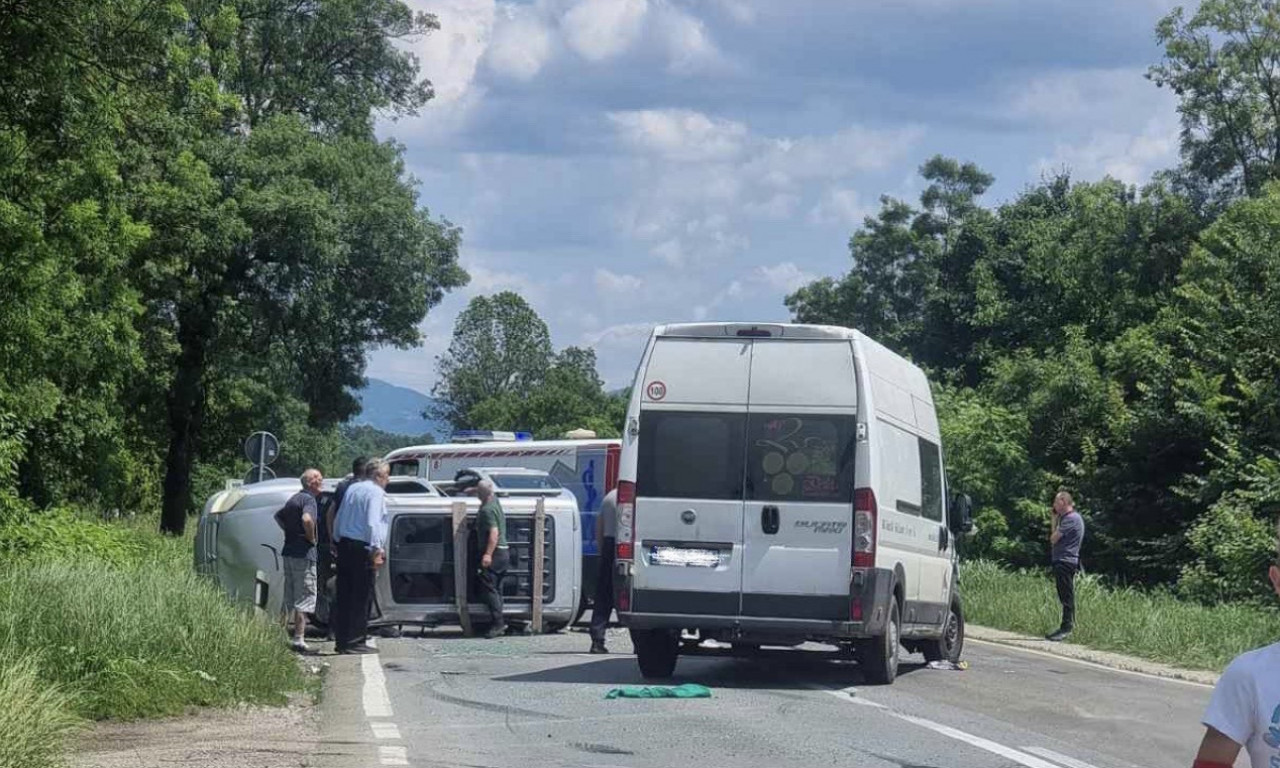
(432, 292), (554, 428)
(467, 347), (627, 439)
(127, 1), (466, 533)
(1150, 0), (1280, 198)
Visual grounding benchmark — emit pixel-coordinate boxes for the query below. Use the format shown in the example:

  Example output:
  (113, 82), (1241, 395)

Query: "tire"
(922, 599), (965, 664)
(862, 600), (900, 685)
(631, 629), (679, 679)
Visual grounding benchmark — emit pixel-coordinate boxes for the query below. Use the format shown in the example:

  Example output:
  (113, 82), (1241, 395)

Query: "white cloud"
(656, 4), (726, 74)
(609, 109), (748, 161)
(651, 239), (685, 267)
(561, 0), (649, 61)
(595, 268), (644, 293)
(404, 0), (496, 105)
(754, 262), (817, 293)
(809, 187), (874, 227)
(486, 4), (554, 80)
(1035, 115), (1179, 185)
(582, 321), (656, 347)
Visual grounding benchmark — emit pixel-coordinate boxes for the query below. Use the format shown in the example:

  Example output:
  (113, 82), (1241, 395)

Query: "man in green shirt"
(475, 479), (508, 639)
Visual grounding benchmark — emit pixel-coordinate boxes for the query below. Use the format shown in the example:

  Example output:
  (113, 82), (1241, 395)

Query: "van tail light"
(605, 444), (621, 492)
(850, 596), (863, 622)
(853, 487), (876, 568)
(616, 480), (636, 561)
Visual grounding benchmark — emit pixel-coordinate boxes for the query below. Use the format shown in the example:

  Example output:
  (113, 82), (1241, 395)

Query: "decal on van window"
(748, 415), (855, 502)
(646, 380), (667, 401)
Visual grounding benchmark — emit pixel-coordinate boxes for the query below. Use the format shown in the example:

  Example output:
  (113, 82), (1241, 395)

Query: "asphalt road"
(313, 622), (1219, 768)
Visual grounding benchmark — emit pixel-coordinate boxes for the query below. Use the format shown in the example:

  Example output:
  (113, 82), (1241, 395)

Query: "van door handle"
(762, 506), (780, 535)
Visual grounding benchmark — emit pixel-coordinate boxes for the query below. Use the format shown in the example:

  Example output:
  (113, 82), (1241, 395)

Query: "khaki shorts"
(281, 556), (317, 614)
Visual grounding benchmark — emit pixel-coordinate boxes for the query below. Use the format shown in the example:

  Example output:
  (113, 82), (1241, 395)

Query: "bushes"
(0, 655), (81, 768)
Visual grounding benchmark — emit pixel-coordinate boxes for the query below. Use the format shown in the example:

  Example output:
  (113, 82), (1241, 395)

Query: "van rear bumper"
(619, 567), (894, 640)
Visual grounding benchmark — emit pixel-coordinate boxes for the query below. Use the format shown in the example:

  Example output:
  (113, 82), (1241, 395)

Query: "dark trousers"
(335, 539), (375, 649)
(477, 548), (509, 629)
(590, 537), (616, 643)
(1053, 560), (1079, 631)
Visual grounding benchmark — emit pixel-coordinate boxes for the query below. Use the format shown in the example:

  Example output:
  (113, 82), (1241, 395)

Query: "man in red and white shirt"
(1192, 520), (1280, 768)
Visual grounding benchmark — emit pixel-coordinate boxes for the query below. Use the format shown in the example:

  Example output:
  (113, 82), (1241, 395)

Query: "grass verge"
(0, 513), (307, 768)
(962, 559), (1280, 672)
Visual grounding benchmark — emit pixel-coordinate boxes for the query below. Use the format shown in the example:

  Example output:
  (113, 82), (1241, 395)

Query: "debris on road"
(605, 684), (713, 699)
(926, 660), (969, 671)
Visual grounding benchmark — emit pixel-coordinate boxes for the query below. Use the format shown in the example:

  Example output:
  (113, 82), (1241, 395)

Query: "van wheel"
(862, 600), (900, 685)
(922, 599), (964, 664)
(631, 629), (679, 679)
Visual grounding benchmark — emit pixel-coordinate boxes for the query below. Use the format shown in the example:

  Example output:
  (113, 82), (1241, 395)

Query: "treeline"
(0, 0), (465, 533)
(789, 0), (1280, 604)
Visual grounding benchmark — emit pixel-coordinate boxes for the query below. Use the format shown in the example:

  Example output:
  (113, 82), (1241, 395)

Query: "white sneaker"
(290, 639), (312, 654)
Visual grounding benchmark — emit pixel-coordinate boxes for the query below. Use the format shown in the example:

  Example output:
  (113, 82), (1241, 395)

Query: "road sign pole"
(258, 437), (266, 483)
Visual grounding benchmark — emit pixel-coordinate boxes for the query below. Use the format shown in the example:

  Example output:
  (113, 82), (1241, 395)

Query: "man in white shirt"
(1193, 519), (1280, 768)
(332, 459), (390, 655)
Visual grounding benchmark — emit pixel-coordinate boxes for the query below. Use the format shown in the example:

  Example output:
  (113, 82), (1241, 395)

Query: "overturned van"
(194, 476), (581, 632)
(614, 322), (973, 684)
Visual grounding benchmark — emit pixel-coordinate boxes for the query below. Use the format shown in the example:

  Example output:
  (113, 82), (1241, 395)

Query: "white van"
(194, 475), (582, 632)
(614, 322), (972, 683)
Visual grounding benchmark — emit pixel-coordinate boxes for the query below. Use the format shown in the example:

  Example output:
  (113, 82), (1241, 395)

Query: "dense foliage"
(790, 0), (1280, 604)
(0, 0), (465, 534)
(434, 292), (628, 439)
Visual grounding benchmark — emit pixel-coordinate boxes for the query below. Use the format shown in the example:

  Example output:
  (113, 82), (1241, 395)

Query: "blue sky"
(366, 0), (1184, 394)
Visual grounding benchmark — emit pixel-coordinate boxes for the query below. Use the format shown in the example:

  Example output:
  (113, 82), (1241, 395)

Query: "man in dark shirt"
(276, 468), (323, 653)
(474, 479), (509, 639)
(1047, 491), (1086, 642)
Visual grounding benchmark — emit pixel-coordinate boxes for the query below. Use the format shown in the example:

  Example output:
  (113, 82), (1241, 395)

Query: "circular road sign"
(244, 431), (280, 465)
(244, 465), (277, 485)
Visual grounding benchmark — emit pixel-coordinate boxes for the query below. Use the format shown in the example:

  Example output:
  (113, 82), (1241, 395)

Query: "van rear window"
(637, 411), (745, 500)
(746, 414), (856, 503)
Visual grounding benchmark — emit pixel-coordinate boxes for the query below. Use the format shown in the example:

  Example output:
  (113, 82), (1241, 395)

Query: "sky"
(365, 0), (1185, 395)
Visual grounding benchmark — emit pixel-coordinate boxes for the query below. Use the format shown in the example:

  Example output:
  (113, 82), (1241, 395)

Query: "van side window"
(637, 412), (745, 500)
(746, 415), (855, 503)
(877, 420), (922, 516)
(919, 438), (943, 522)
(389, 460), (418, 477)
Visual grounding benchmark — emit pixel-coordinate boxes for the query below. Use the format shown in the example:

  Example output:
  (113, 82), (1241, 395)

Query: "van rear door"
(631, 337), (749, 617)
(741, 340), (858, 621)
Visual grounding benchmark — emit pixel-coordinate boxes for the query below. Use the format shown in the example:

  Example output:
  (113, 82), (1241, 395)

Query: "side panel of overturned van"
(194, 479), (581, 631)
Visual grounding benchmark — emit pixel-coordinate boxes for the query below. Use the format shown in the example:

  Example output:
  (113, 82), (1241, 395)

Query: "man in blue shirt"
(1047, 491), (1086, 642)
(332, 459), (390, 654)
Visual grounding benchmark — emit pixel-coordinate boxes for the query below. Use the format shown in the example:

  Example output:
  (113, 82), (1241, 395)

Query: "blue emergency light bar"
(450, 430), (533, 443)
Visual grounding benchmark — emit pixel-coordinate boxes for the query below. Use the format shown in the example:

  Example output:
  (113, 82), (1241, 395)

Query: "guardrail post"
(451, 500), (472, 637)
(532, 496), (545, 634)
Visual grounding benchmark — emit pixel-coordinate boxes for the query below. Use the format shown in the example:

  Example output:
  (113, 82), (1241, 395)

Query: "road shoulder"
(967, 623), (1220, 686)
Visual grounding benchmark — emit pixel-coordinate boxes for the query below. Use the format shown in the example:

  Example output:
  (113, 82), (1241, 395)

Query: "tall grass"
(0, 655), (81, 768)
(963, 559), (1280, 671)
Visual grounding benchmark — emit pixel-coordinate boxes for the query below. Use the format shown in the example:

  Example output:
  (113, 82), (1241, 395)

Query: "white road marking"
(968, 638), (1214, 689)
(378, 745), (409, 765)
(362, 651), (394, 718)
(820, 685), (1069, 768)
(1024, 746), (1106, 768)
(370, 721), (402, 740)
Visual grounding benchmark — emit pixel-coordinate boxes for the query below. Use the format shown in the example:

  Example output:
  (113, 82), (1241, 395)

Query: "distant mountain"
(352, 379), (447, 438)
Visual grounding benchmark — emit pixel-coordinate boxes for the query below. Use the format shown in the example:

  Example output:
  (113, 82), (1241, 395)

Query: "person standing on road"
(332, 459), (390, 655)
(1191, 519), (1280, 768)
(275, 468), (323, 653)
(589, 489), (618, 654)
(1047, 491), (1085, 641)
(318, 456), (368, 634)
(474, 479), (509, 639)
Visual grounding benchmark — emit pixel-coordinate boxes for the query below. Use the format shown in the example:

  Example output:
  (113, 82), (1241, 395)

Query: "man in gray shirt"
(1048, 491), (1085, 641)
(589, 490), (618, 654)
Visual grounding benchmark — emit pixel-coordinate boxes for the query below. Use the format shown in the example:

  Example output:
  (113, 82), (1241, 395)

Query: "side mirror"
(949, 493), (974, 535)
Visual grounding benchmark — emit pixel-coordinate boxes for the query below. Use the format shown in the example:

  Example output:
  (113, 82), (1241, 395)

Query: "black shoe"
(338, 643), (378, 655)
(483, 625), (506, 639)
(1045, 628), (1072, 642)
(589, 642), (608, 654)
(376, 625), (402, 638)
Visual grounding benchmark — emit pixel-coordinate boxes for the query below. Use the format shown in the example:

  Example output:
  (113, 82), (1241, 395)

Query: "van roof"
(653, 322), (860, 341)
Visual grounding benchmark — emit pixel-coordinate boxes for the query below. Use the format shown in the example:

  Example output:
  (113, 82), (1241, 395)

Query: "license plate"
(649, 546), (721, 568)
